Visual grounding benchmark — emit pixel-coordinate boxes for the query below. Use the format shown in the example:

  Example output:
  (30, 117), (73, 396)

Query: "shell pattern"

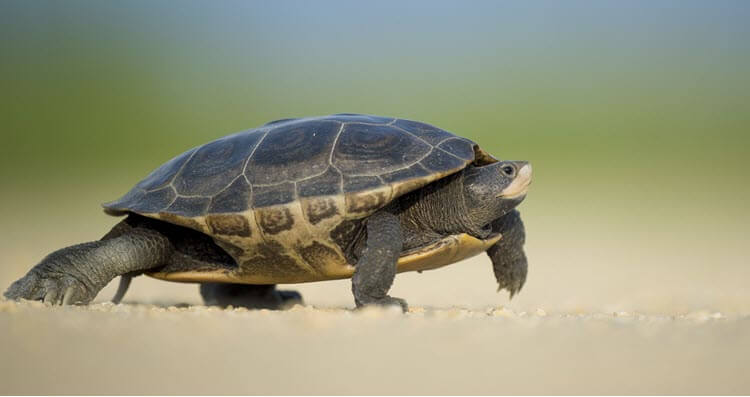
(103, 114), (488, 283)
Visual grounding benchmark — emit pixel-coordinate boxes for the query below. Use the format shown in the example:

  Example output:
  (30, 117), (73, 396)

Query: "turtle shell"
(103, 114), (498, 283)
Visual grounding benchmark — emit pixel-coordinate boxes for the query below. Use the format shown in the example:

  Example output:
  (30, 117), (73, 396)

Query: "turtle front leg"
(487, 209), (528, 298)
(351, 208), (407, 312)
(4, 226), (172, 305)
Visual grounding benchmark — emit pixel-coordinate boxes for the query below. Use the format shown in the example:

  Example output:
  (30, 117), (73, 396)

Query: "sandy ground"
(1, 202), (749, 394)
(1, 299), (748, 395)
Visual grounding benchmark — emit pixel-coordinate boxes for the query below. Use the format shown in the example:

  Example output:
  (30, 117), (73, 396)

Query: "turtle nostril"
(502, 165), (515, 177)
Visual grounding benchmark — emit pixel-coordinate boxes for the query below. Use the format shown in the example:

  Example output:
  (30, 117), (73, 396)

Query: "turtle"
(4, 114), (532, 311)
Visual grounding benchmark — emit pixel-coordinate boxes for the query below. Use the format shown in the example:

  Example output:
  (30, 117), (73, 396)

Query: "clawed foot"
(4, 270), (97, 305)
(4, 239), (134, 306)
(356, 296), (408, 312)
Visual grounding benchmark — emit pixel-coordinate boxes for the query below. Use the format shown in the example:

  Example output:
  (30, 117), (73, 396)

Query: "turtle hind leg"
(199, 283), (303, 310)
(4, 225), (172, 305)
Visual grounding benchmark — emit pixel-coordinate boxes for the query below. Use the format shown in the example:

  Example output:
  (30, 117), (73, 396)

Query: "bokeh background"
(1, 1), (749, 394)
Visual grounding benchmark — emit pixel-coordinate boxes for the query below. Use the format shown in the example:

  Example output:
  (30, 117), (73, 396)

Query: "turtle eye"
(501, 165), (515, 177)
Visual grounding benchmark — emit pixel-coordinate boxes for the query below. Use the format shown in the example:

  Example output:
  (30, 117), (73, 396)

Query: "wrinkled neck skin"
(395, 166), (520, 250)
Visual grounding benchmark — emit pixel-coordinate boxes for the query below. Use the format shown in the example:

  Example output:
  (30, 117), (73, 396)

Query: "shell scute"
(256, 206), (295, 235)
(136, 148), (197, 192)
(251, 182), (296, 208)
(437, 138), (476, 161)
(345, 188), (391, 215)
(380, 163), (432, 184)
(245, 120), (340, 186)
(302, 197), (340, 225)
(206, 214), (252, 237)
(173, 132), (260, 197)
(166, 196), (210, 217)
(342, 174), (382, 193)
(131, 187), (175, 214)
(297, 167), (342, 198)
(392, 119), (456, 145)
(207, 177), (251, 214)
(333, 123), (431, 176)
(420, 148), (467, 173)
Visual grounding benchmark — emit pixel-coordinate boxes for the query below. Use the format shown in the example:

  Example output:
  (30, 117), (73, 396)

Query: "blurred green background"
(1, 1), (749, 312)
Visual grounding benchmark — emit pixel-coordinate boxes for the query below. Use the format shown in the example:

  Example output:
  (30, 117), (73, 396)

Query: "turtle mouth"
(498, 164), (532, 199)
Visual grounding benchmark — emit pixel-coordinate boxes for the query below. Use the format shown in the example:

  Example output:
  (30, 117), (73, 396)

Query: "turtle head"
(462, 161), (532, 226)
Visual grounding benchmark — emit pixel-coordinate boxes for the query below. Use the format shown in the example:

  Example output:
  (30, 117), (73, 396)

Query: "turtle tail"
(111, 274), (132, 304)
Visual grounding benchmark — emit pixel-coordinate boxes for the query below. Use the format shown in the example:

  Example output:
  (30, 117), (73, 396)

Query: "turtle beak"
(498, 161), (532, 199)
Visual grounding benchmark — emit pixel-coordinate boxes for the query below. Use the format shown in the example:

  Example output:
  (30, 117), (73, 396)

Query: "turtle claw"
(498, 278), (523, 300)
(62, 286), (76, 305)
(42, 280), (60, 305)
(4, 271), (94, 305)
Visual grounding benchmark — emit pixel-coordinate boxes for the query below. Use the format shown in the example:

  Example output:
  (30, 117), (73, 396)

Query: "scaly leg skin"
(199, 283), (303, 310)
(351, 208), (407, 312)
(4, 228), (172, 305)
(487, 209), (528, 298)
